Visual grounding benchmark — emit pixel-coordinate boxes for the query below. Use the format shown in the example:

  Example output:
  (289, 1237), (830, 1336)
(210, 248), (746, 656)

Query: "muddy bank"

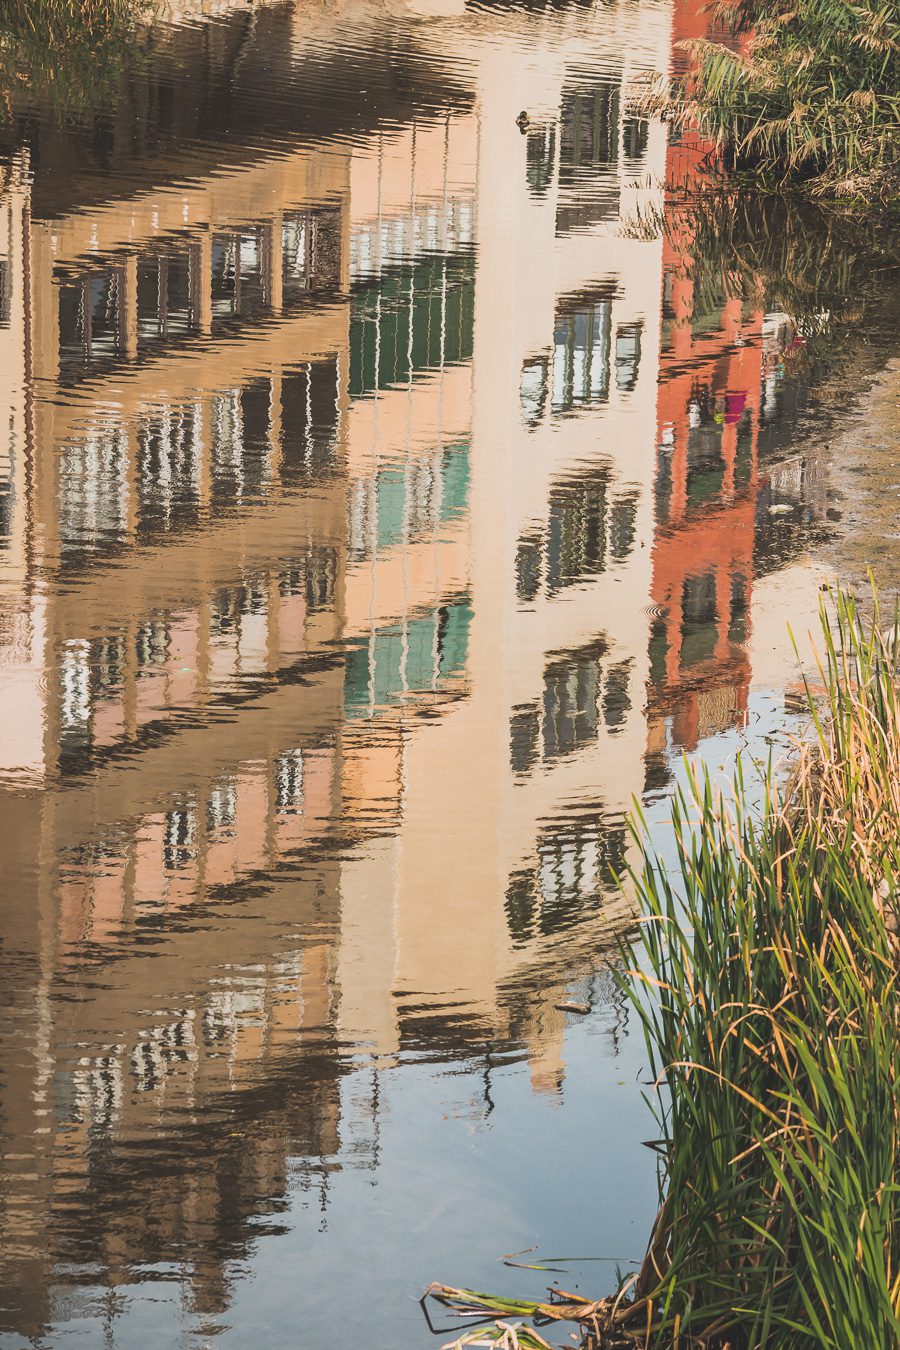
(819, 358), (900, 594)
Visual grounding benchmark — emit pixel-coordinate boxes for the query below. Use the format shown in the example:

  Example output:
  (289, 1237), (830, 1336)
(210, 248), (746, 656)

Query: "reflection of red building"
(648, 0), (763, 753)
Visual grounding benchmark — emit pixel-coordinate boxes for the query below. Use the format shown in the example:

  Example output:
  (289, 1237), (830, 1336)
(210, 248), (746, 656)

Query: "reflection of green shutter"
(438, 602), (472, 678)
(373, 630), (404, 706)
(735, 413), (753, 490)
(343, 597), (472, 718)
(440, 445), (470, 520)
(344, 643), (372, 717)
(376, 468), (406, 552)
(681, 626), (717, 668)
(348, 255), (476, 397)
(648, 617), (668, 688)
(406, 615), (438, 690)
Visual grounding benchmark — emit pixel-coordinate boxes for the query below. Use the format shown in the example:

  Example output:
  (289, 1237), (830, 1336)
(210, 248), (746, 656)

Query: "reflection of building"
(0, 0), (675, 1336)
(648, 221), (763, 754)
(644, 0), (826, 766)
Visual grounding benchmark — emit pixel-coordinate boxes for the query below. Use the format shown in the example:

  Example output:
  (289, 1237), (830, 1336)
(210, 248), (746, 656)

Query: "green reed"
(663, 0), (900, 200)
(427, 586), (900, 1348)
(625, 584), (900, 1346)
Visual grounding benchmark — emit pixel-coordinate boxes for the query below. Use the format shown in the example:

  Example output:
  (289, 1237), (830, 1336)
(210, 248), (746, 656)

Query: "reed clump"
(663, 0), (900, 201)
(427, 586), (900, 1347)
(623, 585), (900, 1346)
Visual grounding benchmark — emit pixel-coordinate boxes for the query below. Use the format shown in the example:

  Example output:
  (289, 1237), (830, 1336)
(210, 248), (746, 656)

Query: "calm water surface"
(0, 0), (898, 1344)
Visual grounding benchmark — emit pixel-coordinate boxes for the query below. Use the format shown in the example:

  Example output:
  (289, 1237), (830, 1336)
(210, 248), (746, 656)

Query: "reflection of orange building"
(647, 0), (763, 754)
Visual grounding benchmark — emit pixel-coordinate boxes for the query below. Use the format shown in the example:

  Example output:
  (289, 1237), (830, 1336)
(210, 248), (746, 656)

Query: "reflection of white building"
(337, 7), (670, 1081)
(0, 2), (674, 1263)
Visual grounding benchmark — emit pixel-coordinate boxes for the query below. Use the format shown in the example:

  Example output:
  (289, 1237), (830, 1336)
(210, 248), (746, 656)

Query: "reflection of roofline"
(6, 4), (474, 221)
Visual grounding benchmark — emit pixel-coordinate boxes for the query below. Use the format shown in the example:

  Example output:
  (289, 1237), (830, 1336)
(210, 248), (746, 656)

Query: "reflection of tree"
(669, 192), (900, 380)
(0, 0), (149, 121)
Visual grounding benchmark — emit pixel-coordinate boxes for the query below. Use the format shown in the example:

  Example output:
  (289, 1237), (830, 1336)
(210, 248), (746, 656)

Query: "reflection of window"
(515, 535), (543, 604)
(347, 446), (470, 561)
(504, 810), (627, 944)
(610, 491), (638, 561)
(729, 571), (748, 644)
(164, 807), (195, 871)
(239, 379), (272, 496)
(303, 548), (337, 612)
(343, 599), (472, 717)
(0, 259), (10, 328)
(735, 408), (754, 490)
(275, 749), (304, 814)
(520, 355), (549, 428)
(614, 323), (642, 392)
(137, 251), (193, 344)
(686, 385), (725, 506)
(240, 581), (268, 617)
(282, 215), (310, 297)
(622, 117), (649, 160)
(542, 638), (606, 759)
(561, 85), (619, 168)
(137, 403), (202, 537)
(556, 83), (624, 231)
(59, 640), (92, 772)
(207, 780), (237, 834)
(93, 636), (125, 693)
(280, 359), (339, 482)
(58, 270), (122, 377)
(212, 387), (243, 490)
(648, 615), (668, 689)
(681, 572), (718, 668)
(602, 658), (632, 729)
(552, 300), (611, 413)
(644, 750), (671, 796)
(136, 619), (170, 670)
(655, 445), (674, 525)
(58, 424), (129, 561)
(211, 230), (266, 324)
(547, 468), (609, 592)
(348, 252), (475, 397)
(509, 703), (540, 775)
(525, 126), (556, 198)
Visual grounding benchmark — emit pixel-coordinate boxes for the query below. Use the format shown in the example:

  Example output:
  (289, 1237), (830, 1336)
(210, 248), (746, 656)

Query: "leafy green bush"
(668, 0), (900, 198)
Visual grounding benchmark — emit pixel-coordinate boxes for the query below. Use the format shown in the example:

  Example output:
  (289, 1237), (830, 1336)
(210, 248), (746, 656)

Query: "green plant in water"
(625, 584), (900, 1346)
(427, 584), (900, 1347)
(663, 0), (900, 199)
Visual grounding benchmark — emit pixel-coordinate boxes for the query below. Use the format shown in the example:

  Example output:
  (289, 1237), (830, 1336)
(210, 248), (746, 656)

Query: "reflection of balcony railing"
(56, 357), (341, 566)
(515, 466), (639, 605)
(505, 807), (627, 945)
(53, 542), (339, 775)
(509, 633), (633, 778)
(56, 207), (343, 384)
(343, 594), (472, 719)
(349, 250), (475, 396)
(347, 442), (469, 562)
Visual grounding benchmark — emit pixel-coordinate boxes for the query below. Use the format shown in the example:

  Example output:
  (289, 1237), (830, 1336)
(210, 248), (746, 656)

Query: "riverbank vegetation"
(664, 0), (899, 201)
(0, 0), (148, 116)
(427, 586), (900, 1347)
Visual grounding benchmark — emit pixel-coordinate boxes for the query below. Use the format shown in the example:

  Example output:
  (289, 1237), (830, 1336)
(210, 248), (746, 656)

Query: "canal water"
(0, 0), (897, 1345)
